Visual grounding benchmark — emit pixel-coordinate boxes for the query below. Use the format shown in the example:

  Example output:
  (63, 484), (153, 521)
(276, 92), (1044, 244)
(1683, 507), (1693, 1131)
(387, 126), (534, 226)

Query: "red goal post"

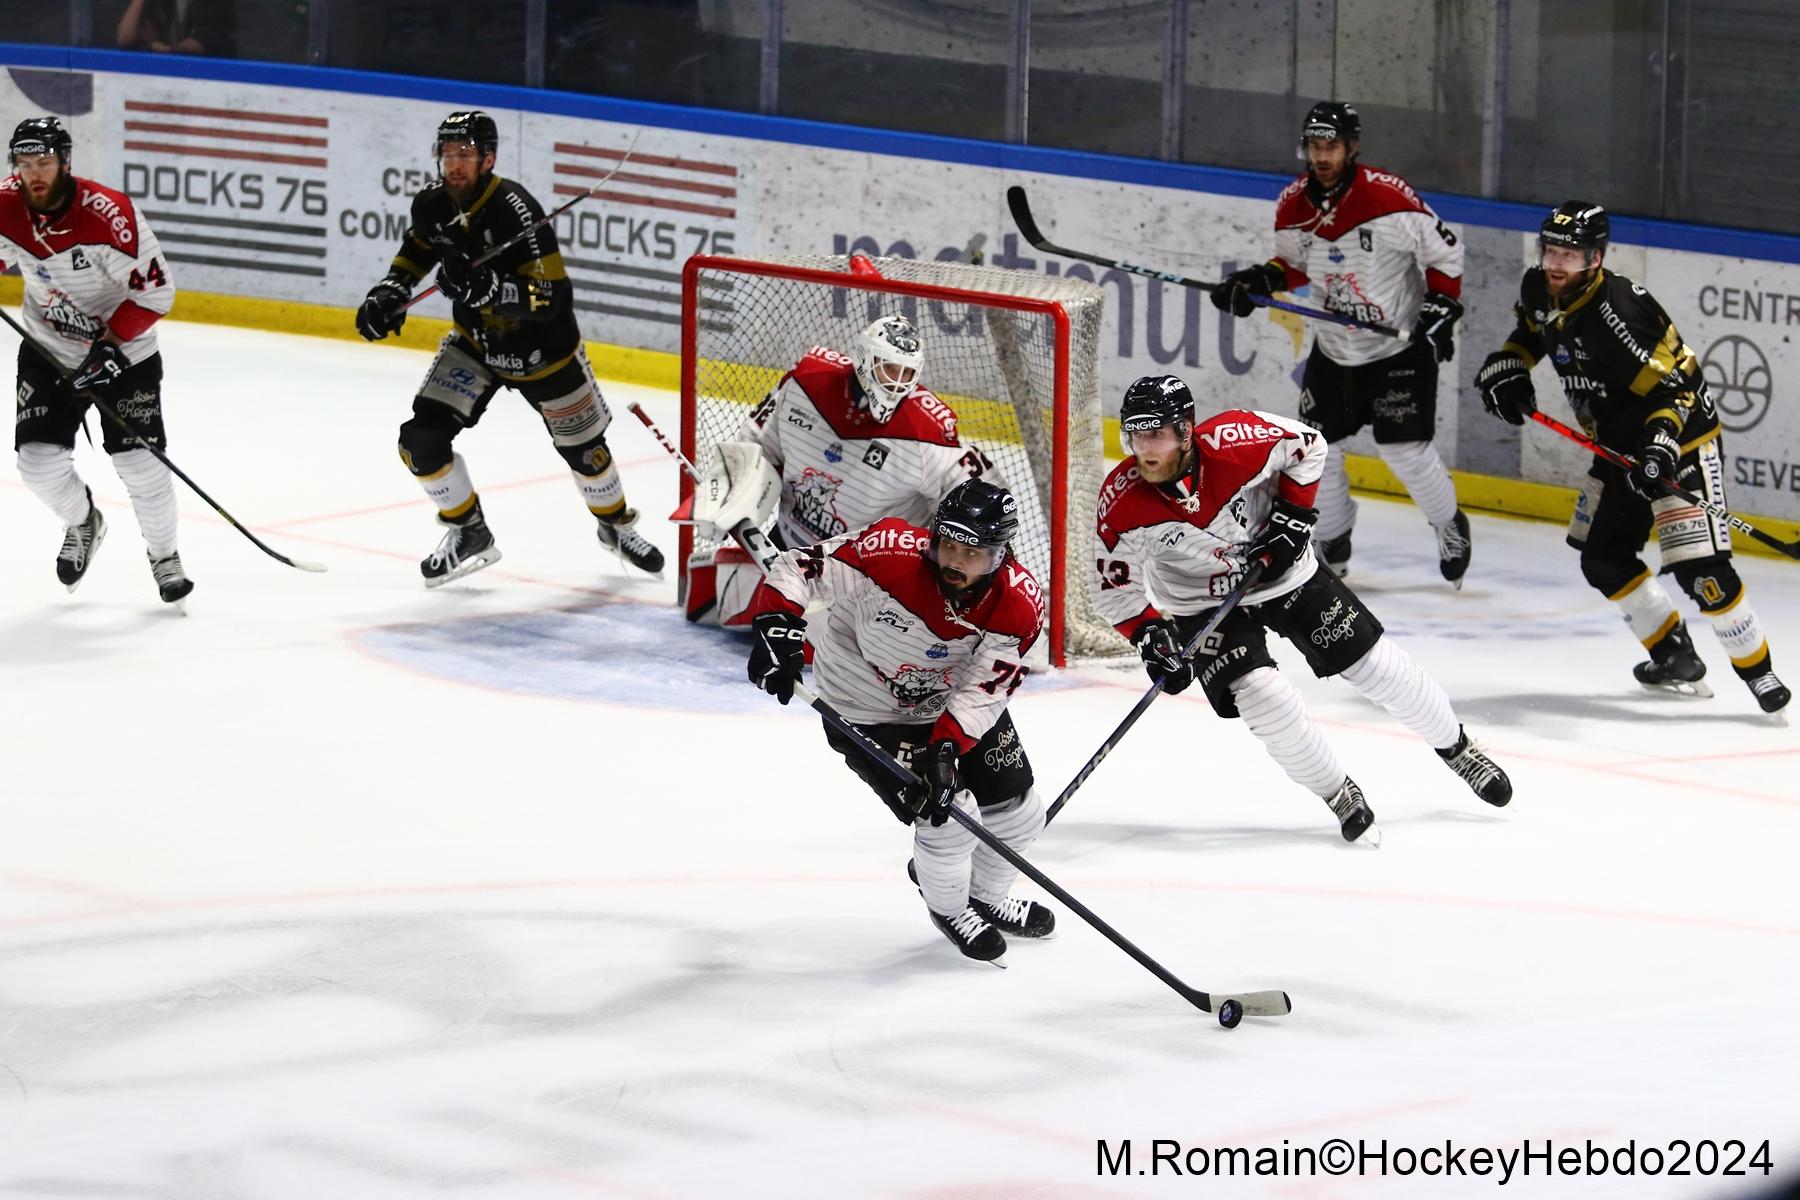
(678, 253), (1127, 667)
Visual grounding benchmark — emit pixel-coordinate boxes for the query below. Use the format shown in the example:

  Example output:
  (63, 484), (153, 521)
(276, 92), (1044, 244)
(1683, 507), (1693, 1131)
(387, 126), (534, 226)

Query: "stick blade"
(286, 557), (329, 573)
(1005, 185), (1046, 246)
(1221, 989), (1292, 1017)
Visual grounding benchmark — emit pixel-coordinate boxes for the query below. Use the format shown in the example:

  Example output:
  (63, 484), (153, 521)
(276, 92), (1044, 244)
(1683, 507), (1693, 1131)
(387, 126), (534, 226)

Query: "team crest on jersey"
(791, 466), (848, 539)
(823, 441), (843, 463)
(925, 642), (948, 659)
(1327, 245), (1345, 264)
(880, 662), (951, 715)
(862, 444), (888, 470)
(1323, 273), (1385, 323)
(1554, 344), (1571, 366)
(42, 293), (104, 342)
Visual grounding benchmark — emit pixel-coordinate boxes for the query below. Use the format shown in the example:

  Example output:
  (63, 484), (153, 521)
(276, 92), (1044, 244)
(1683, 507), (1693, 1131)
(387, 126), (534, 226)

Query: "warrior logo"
(879, 662), (951, 715)
(790, 466), (848, 540)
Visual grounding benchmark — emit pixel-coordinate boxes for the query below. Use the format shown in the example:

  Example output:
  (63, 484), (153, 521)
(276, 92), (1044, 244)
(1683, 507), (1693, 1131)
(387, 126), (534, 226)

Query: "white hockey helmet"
(852, 315), (923, 422)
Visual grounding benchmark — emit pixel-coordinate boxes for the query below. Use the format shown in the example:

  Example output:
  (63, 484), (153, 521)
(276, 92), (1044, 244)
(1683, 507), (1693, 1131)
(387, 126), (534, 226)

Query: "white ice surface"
(1, 321), (1796, 1199)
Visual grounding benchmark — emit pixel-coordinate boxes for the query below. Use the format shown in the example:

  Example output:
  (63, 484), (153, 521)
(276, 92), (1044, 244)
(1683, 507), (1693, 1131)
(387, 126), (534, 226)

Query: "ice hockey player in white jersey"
(1093, 376), (1510, 844)
(1212, 101), (1471, 588)
(0, 117), (191, 606)
(684, 314), (997, 626)
(745, 480), (1054, 964)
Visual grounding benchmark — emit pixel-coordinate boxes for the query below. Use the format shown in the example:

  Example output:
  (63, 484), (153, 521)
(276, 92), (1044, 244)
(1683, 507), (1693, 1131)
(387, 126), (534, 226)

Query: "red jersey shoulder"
(1193, 410), (1294, 455)
(880, 387), (960, 447)
(73, 179), (141, 255)
(1316, 165), (1429, 237)
(1274, 174), (1316, 228)
(1096, 459), (1174, 546)
(982, 560), (1047, 644)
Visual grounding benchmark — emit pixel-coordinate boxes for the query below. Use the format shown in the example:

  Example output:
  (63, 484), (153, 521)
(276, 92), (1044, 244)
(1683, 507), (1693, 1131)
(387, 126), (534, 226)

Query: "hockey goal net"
(679, 253), (1127, 666)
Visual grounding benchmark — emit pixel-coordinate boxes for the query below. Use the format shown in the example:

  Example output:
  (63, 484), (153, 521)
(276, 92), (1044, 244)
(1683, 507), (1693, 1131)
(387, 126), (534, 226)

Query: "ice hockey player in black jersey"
(1475, 201), (1789, 715)
(355, 110), (663, 586)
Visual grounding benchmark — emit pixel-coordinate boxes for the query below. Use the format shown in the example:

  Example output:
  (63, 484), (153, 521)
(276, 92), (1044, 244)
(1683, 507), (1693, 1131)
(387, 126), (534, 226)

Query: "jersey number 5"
(127, 258), (168, 291)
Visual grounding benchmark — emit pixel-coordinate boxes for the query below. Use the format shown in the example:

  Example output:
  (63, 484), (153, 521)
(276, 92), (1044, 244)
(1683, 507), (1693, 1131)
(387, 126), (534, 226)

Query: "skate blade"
(1351, 822), (1383, 848)
(164, 598), (188, 616)
(423, 547), (503, 589)
(1768, 708), (1790, 727)
(1638, 679), (1714, 699)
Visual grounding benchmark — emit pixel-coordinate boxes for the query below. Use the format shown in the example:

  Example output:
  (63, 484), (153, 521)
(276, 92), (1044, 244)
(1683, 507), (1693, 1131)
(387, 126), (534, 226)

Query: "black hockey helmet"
(928, 479), (1019, 599)
(435, 110), (498, 161)
(1539, 200), (1610, 255)
(9, 116), (72, 167)
(1120, 374), (1196, 437)
(1300, 100), (1361, 147)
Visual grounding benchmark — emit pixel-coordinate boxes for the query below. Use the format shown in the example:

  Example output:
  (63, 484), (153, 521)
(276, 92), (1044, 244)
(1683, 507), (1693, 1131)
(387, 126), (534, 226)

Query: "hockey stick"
(1528, 410), (1800, 560)
(1045, 560), (1267, 825)
(395, 130), (644, 314)
(0, 310), (327, 573)
(1006, 185), (1406, 339)
(792, 679), (1291, 1028)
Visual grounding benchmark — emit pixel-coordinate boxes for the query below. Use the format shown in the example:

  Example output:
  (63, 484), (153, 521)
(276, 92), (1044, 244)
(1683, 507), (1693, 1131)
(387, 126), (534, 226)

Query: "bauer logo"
(1701, 334), (1772, 432)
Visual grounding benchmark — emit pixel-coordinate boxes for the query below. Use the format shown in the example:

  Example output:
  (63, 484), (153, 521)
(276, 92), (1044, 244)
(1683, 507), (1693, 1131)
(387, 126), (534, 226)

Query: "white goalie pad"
(680, 441), (780, 544)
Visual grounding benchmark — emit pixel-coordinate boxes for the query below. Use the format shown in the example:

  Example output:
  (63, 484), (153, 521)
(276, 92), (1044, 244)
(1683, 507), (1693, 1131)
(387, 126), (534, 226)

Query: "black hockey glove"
(1412, 291), (1464, 362)
(1475, 350), (1537, 426)
(356, 277), (411, 341)
(1627, 417), (1682, 500)
(1245, 497), (1318, 577)
(71, 340), (127, 394)
(908, 739), (961, 827)
(747, 609), (806, 705)
(1209, 261), (1286, 319)
(437, 253), (503, 309)
(1132, 619), (1196, 695)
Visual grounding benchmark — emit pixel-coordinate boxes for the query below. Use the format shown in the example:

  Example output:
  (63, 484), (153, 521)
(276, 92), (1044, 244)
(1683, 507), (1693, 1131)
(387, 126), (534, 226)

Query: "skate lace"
(980, 896), (1028, 926)
(1446, 741), (1502, 792)
(945, 906), (990, 943)
(1751, 671), (1786, 697)
(1328, 781), (1363, 820)
(59, 523), (85, 562)
(150, 554), (184, 585)
(1435, 518), (1470, 561)
(428, 527), (464, 569)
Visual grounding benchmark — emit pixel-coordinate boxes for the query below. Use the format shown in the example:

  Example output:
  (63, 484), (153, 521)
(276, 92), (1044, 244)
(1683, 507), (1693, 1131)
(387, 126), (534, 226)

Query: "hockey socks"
(1230, 667), (1346, 799)
(1338, 636), (1461, 749)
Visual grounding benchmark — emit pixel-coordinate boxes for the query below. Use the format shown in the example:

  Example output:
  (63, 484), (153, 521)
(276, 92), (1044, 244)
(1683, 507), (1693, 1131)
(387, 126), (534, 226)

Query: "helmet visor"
(1123, 420), (1187, 458)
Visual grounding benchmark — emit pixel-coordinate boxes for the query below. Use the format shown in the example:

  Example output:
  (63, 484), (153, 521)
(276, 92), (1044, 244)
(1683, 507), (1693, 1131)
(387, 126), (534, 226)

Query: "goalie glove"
(674, 442), (780, 543)
(747, 608), (806, 704)
(1245, 497), (1318, 577)
(1132, 619), (1196, 696)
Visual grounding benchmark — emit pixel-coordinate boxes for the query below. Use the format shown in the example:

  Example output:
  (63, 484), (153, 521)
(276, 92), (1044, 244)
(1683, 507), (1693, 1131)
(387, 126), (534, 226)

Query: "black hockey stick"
(1045, 560), (1267, 825)
(396, 130), (643, 314)
(0, 310), (327, 573)
(1530, 411), (1800, 560)
(1005, 186), (1407, 339)
(793, 680), (1290, 1028)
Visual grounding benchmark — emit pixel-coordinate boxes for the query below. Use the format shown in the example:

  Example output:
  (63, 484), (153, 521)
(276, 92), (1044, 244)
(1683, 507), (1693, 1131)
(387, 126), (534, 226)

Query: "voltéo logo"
(1701, 335), (1772, 432)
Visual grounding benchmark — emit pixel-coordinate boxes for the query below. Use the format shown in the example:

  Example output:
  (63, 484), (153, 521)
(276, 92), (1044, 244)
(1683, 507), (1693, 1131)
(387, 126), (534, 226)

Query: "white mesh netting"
(683, 254), (1128, 662)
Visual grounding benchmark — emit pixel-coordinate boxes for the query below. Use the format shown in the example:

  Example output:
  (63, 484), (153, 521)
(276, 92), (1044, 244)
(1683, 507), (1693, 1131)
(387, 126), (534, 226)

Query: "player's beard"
(23, 169), (72, 214)
(443, 169), (487, 206)
(1135, 445), (1191, 485)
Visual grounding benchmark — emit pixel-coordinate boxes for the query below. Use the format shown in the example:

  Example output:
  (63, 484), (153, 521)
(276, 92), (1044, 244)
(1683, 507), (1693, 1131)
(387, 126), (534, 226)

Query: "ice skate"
(1316, 530), (1351, 578)
(148, 551), (194, 612)
(1437, 726), (1511, 806)
(596, 507), (665, 575)
(422, 506), (501, 587)
(929, 903), (1007, 965)
(1326, 776), (1380, 845)
(1736, 660), (1791, 722)
(56, 492), (106, 592)
(1435, 508), (1472, 589)
(1633, 622), (1712, 698)
(972, 894), (1056, 939)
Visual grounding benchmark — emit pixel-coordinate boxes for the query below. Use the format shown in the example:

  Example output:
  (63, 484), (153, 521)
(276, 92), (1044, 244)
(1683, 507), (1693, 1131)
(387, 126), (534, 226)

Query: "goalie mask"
(852, 315), (923, 423)
(927, 479), (1018, 603)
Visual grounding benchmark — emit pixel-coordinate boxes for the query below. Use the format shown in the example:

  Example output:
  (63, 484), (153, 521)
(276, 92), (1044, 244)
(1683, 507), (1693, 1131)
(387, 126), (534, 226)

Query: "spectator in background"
(116, 0), (237, 57)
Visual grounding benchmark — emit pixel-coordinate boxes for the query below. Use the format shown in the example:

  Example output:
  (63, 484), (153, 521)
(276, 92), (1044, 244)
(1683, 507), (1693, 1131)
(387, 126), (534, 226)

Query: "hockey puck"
(1217, 999), (1243, 1029)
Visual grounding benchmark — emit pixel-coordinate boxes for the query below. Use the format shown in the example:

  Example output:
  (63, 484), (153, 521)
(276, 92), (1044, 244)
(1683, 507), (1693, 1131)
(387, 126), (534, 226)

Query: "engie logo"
(1702, 334), (1772, 432)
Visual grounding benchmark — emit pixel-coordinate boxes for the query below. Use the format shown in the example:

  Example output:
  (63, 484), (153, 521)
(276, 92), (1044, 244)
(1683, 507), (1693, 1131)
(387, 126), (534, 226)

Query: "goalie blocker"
(673, 440), (783, 625)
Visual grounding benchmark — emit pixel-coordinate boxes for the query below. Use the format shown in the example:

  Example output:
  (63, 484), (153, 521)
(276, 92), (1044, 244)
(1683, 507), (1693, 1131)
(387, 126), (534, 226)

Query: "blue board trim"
(9, 41), (1800, 264)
